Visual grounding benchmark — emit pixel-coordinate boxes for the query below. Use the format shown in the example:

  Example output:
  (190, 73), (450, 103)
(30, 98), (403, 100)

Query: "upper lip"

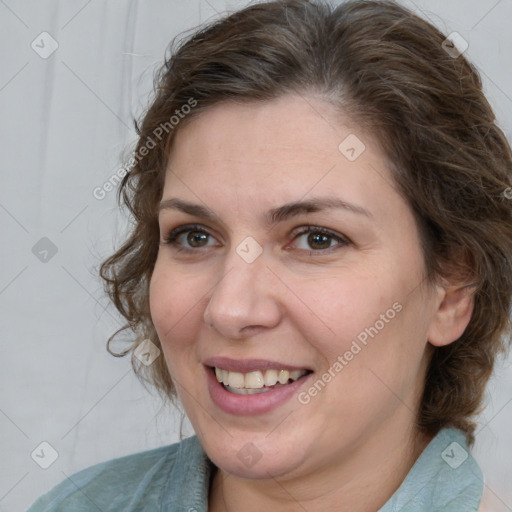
(204, 357), (312, 373)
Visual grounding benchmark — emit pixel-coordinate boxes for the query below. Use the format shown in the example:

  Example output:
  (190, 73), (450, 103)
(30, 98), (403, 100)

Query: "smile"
(215, 367), (309, 395)
(204, 358), (313, 415)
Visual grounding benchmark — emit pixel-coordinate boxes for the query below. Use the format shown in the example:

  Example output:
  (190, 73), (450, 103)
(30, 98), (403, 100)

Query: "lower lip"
(206, 367), (311, 416)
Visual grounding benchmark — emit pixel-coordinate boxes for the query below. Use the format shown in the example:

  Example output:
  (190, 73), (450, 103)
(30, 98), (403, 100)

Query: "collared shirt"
(27, 427), (483, 511)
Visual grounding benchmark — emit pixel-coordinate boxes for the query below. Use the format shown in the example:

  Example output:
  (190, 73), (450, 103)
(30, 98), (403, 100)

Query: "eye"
(290, 226), (350, 253)
(163, 224), (219, 251)
(162, 224), (350, 254)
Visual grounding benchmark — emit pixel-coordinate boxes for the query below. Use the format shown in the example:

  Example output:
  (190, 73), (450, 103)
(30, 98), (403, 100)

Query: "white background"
(0, 1), (511, 511)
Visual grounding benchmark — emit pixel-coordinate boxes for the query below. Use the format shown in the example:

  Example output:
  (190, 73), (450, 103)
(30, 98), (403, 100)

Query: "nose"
(203, 245), (283, 340)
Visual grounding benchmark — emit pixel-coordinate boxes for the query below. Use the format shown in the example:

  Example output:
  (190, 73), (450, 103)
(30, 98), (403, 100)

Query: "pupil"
(309, 233), (330, 249)
(188, 231), (207, 247)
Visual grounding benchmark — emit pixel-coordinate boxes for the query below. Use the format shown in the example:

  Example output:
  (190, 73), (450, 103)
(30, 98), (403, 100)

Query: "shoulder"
(26, 435), (204, 512)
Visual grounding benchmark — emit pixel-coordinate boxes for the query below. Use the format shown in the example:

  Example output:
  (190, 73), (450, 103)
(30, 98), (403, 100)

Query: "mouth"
(203, 357), (313, 415)
(212, 367), (311, 395)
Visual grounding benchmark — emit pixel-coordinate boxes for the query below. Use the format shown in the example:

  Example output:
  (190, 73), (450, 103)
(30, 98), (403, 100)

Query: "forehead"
(169, 95), (358, 167)
(162, 94), (396, 219)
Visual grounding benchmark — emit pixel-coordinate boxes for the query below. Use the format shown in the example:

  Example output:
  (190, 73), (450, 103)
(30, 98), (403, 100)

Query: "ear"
(427, 283), (475, 347)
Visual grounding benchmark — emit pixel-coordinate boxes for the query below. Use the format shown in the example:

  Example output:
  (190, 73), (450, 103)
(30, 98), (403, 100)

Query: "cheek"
(149, 262), (208, 356)
(296, 264), (426, 389)
(295, 270), (392, 355)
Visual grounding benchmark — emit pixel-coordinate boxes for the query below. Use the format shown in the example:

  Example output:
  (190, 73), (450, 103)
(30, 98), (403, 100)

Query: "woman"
(28, 0), (512, 510)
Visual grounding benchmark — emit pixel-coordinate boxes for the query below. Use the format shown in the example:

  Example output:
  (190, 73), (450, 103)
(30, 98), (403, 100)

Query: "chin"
(210, 443), (305, 480)
(197, 427), (311, 481)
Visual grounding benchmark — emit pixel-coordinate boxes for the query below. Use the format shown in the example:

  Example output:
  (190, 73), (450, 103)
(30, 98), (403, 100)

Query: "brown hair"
(100, 0), (512, 446)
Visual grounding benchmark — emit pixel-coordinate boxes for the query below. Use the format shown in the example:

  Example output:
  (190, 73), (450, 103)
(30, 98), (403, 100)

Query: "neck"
(208, 423), (433, 512)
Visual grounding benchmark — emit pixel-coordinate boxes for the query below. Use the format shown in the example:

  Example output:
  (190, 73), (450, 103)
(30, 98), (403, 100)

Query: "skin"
(149, 93), (474, 511)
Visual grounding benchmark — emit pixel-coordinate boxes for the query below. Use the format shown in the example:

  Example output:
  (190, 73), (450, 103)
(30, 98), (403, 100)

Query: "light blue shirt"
(27, 427), (483, 511)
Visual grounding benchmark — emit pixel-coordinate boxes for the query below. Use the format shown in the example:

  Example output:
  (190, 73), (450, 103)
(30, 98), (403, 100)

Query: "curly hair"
(99, 0), (512, 446)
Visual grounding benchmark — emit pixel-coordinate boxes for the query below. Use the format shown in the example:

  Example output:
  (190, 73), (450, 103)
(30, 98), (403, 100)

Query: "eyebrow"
(158, 196), (373, 225)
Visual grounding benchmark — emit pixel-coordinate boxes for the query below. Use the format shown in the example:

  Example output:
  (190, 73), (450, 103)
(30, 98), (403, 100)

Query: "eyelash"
(162, 223), (351, 255)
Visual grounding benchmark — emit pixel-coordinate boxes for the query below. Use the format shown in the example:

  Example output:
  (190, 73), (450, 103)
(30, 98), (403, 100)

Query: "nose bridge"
(204, 240), (281, 337)
(218, 246), (262, 299)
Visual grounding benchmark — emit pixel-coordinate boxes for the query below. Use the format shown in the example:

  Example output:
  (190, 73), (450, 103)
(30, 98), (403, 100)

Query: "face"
(149, 94), (440, 480)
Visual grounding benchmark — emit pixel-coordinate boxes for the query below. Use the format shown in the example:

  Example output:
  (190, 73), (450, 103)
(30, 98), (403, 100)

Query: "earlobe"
(427, 284), (475, 347)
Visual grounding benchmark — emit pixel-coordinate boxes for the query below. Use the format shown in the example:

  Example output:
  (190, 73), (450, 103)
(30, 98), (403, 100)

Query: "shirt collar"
(379, 427), (483, 512)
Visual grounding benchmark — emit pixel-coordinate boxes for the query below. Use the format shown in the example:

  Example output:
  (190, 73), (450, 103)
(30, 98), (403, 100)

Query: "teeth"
(263, 369), (278, 386)
(278, 370), (290, 384)
(227, 371), (245, 388)
(290, 370), (303, 380)
(214, 367), (308, 390)
(225, 385), (272, 395)
(245, 371), (264, 388)
(216, 367), (230, 385)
